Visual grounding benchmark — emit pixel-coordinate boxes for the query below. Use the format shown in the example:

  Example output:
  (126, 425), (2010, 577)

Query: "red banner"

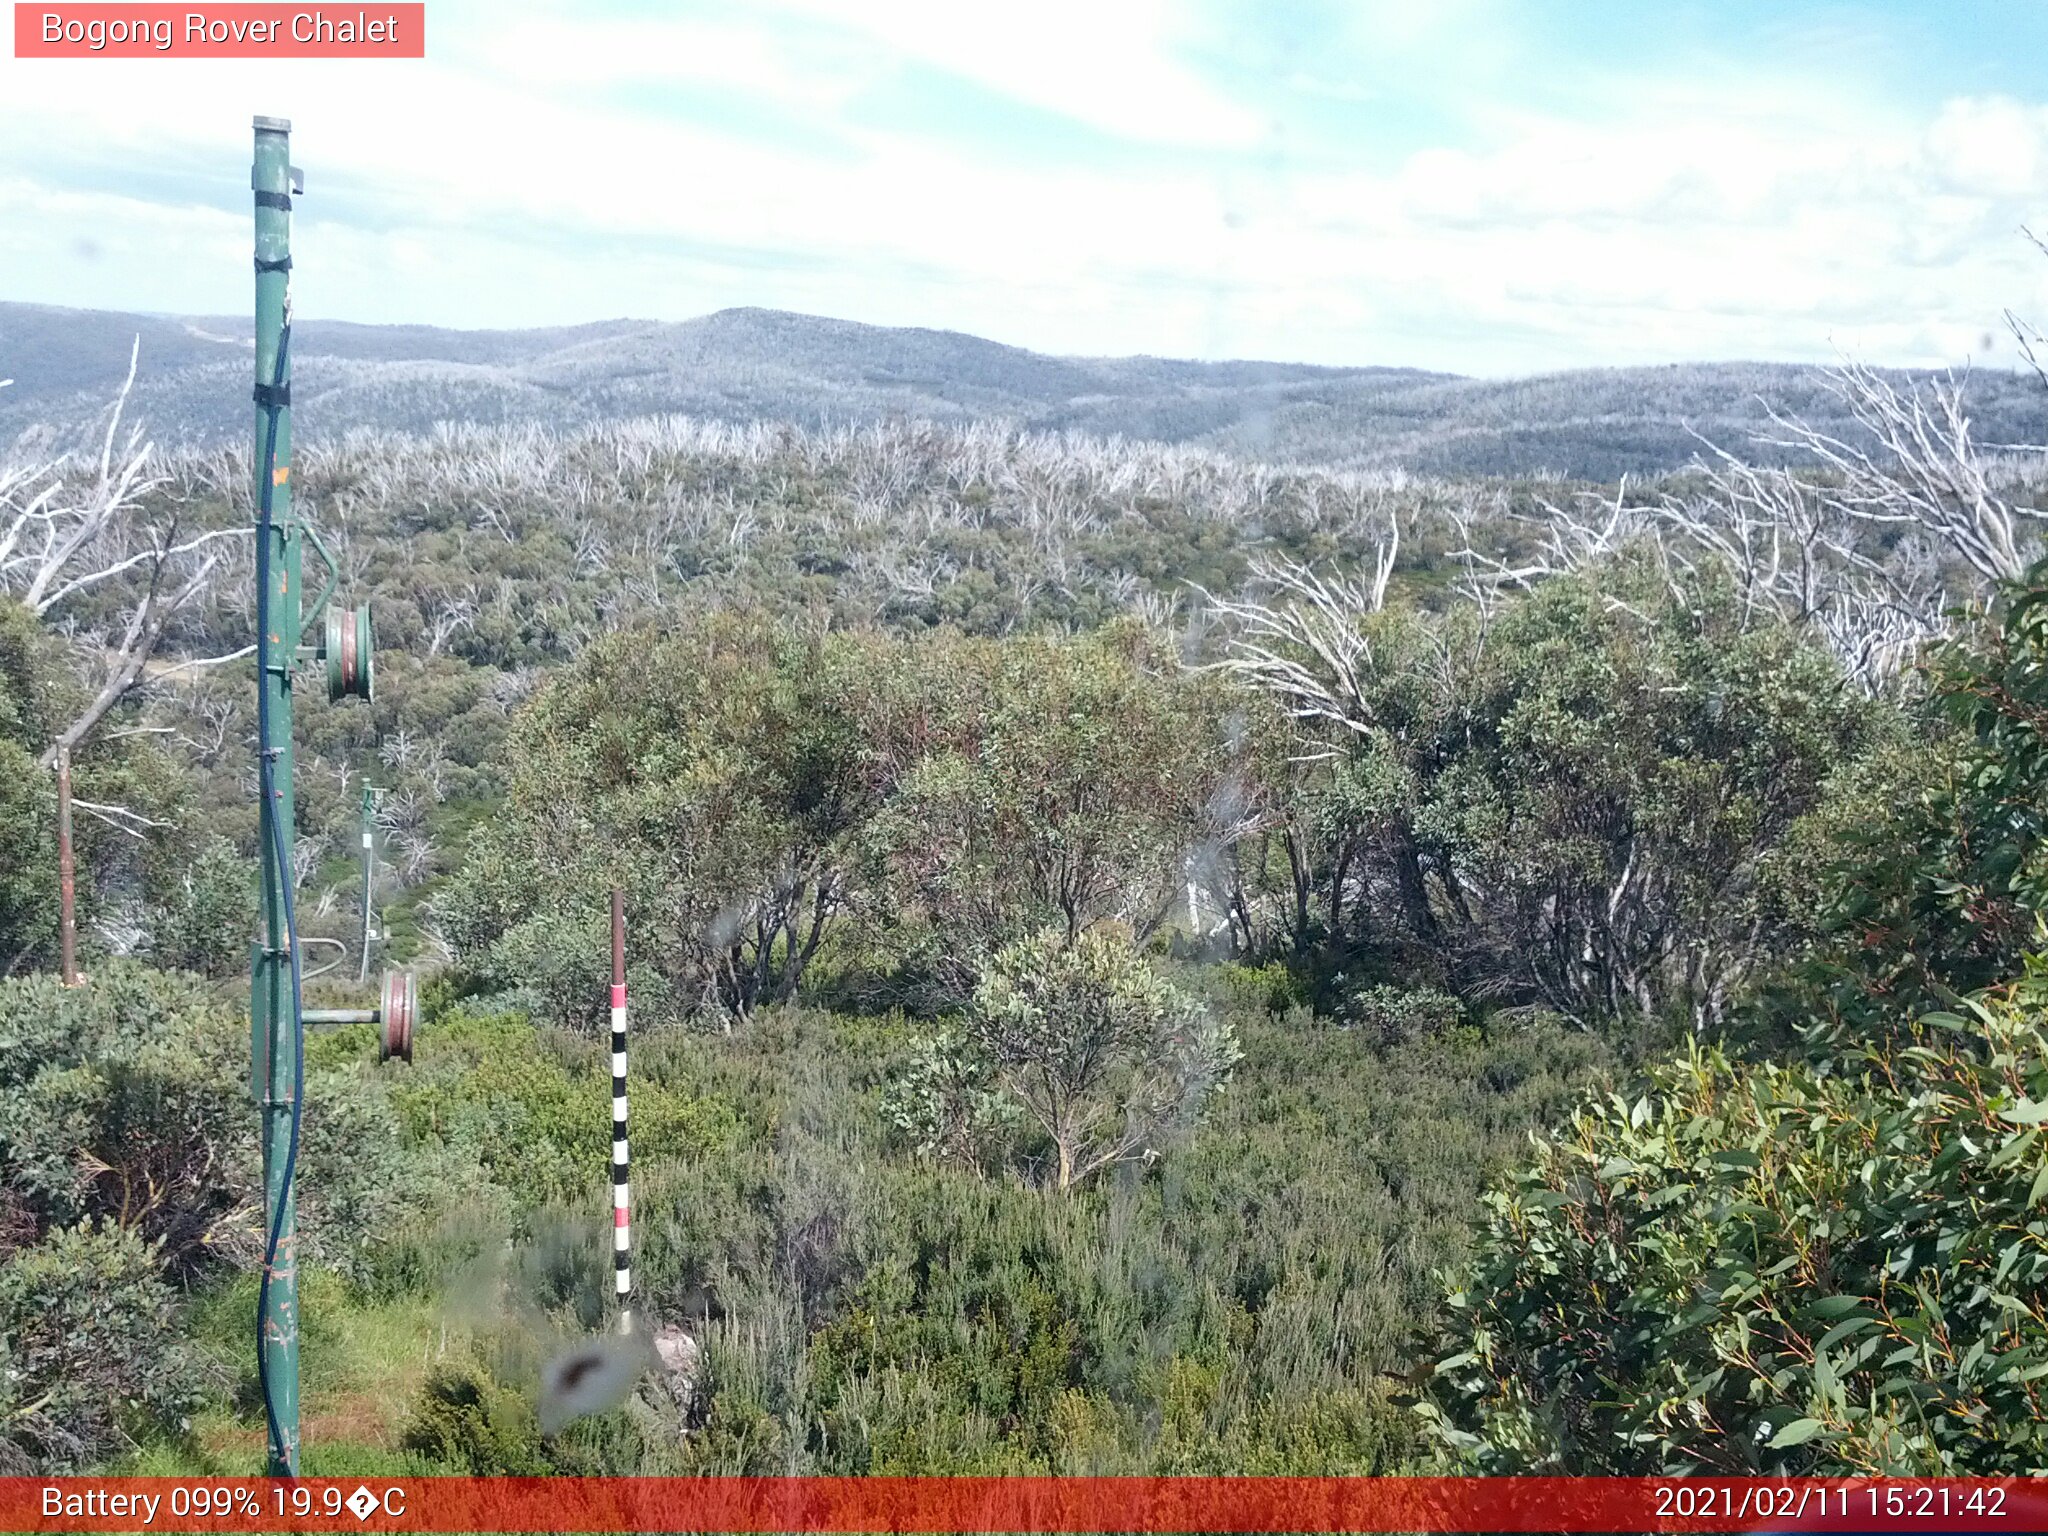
(8, 1477), (2048, 1533)
(12, 4), (424, 58)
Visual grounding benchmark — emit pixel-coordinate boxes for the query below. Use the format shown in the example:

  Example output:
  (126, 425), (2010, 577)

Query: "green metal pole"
(358, 784), (378, 983)
(251, 113), (300, 1479)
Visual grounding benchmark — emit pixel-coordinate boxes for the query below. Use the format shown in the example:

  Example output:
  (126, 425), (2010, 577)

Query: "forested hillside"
(3, 343), (2047, 1477)
(6, 299), (2042, 480)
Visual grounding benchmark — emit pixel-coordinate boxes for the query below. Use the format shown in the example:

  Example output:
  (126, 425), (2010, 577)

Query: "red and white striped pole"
(609, 887), (633, 1335)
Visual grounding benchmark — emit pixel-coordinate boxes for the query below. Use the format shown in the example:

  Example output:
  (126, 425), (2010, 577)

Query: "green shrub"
(438, 613), (880, 1028)
(0, 964), (254, 1269)
(0, 961), (485, 1296)
(877, 1029), (1020, 1170)
(1424, 979), (2048, 1474)
(388, 1008), (742, 1211)
(145, 836), (256, 979)
(1219, 560), (1886, 1032)
(399, 1363), (551, 1474)
(1771, 557), (2048, 1044)
(600, 1003), (1609, 1475)
(442, 615), (1239, 1027)
(1336, 982), (1463, 1046)
(966, 928), (1240, 1192)
(1208, 961), (1305, 1017)
(0, 1221), (201, 1472)
(1423, 560), (2048, 1477)
(295, 1069), (501, 1292)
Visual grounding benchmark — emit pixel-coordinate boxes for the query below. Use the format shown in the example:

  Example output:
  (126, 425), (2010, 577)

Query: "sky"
(2, 0), (2046, 376)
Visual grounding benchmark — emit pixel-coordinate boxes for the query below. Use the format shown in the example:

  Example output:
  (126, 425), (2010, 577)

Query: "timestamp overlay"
(5, 1478), (2046, 1533)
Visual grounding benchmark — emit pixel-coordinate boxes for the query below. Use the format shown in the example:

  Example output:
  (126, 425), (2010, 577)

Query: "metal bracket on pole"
(302, 521), (339, 631)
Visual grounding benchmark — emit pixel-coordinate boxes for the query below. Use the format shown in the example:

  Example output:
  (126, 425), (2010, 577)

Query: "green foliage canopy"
(443, 615), (1238, 1027)
(1221, 559), (1885, 1031)
(1424, 986), (2048, 1474)
(1427, 560), (2048, 1475)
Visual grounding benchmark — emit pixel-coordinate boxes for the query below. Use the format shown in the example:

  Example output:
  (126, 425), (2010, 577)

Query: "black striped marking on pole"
(610, 889), (631, 1334)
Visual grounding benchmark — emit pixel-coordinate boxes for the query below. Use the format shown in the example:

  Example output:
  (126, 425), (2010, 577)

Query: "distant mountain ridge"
(2, 300), (2038, 481)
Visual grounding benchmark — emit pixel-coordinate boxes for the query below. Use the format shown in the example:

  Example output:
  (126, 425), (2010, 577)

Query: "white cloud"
(467, 12), (876, 114)
(1927, 95), (2048, 197)
(0, 8), (2044, 377)
(764, 0), (1269, 148)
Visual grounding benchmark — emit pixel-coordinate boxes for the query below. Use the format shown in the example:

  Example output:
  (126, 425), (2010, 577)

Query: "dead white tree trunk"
(0, 341), (246, 976)
(1191, 517), (1400, 745)
(1756, 361), (2044, 585)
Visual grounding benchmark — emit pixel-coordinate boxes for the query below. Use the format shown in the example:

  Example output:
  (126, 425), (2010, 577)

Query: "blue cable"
(252, 315), (304, 1471)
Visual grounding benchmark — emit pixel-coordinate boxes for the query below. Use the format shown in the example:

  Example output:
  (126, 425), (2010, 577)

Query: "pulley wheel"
(379, 969), (416, 1063)
(325, 603), (375, 703)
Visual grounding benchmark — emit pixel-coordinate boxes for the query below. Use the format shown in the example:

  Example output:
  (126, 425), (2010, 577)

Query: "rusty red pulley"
(379, 968), (416, 1062)
(324, 602), (374, 702)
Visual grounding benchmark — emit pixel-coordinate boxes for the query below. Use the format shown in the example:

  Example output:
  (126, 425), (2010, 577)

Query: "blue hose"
(252, 316), (303, 1469)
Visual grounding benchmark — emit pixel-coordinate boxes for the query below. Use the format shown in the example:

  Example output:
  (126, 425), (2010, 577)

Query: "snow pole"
(610, 887), (633, 1334)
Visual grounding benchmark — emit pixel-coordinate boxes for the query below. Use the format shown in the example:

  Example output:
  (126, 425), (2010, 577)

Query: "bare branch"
(1753, 361), (2040, 584)
(147, 644), (257, 677)
(69, 798), (174, 838)
(1193, 518), (1400, 742)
